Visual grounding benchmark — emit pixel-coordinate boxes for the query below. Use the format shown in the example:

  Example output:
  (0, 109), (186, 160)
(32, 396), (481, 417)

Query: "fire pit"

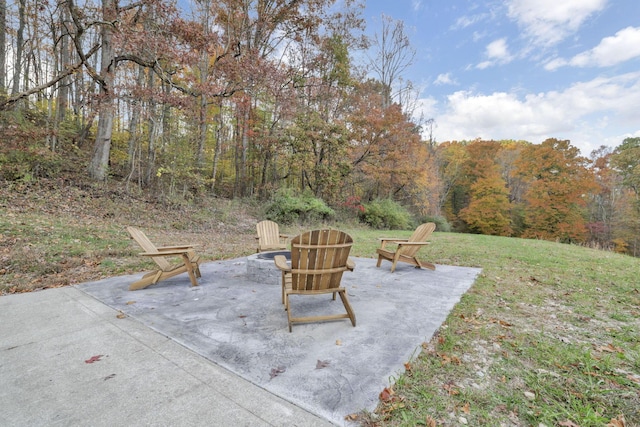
(246, 251), (291, 285)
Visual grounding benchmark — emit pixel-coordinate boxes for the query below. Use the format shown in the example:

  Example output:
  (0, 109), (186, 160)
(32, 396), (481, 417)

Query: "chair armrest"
(156, 245), (197, 251)
(397, 242), (431, 246)
(140, 250), (192, 257)
(378, 237), (408, 249)
(346, 258), (356, 271)
(274, 255), (291, 272)
(378, 238), (409, 243)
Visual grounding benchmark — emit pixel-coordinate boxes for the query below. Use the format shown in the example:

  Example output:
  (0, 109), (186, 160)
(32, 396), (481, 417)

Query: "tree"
(609, 137), (640, 255)
(514, 138), (597, 243)
(0, 0), (6, 93)
(459, 167), (512, 236)
(285, 110), (350, 204)
(367, 14), (415, 109)
(611, 137), (640, 197)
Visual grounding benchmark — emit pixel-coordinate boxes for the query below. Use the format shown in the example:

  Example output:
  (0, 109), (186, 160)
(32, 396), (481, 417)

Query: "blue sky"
(360, 0), (640, 156)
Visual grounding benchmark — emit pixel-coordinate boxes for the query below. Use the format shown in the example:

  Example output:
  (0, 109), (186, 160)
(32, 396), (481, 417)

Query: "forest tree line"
(1, 0), (639, 255)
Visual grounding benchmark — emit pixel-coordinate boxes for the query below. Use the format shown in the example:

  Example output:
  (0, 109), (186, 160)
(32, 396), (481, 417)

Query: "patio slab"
(75, 256), (481, 425)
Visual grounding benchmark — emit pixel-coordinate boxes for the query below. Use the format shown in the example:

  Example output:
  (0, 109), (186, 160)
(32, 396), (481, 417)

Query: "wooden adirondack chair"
(126, 226), (201, 291)
(274, 229), (356, 332)
(376, 223), (436, 273)
(256, 220), (288, 252)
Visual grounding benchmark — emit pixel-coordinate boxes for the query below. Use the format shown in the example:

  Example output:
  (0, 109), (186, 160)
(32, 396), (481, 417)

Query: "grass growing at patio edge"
(344, 230), (640, 426)
(1, 183), (638, 425)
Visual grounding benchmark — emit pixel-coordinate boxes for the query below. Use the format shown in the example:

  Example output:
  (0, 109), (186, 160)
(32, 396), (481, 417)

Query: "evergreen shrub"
(360, 199), (412, 230)
(265, 188), (335, 224)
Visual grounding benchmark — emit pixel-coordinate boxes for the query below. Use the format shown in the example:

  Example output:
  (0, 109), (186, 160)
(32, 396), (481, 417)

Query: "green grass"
(339, 229), (640, 426)
(1, 187), (638, 425)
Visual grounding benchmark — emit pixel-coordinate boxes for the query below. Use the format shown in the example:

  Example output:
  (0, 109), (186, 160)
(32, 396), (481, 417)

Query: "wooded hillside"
(1, 0), (639, 255)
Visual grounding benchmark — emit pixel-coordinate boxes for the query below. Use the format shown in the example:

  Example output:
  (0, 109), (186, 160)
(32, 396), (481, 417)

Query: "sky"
(359, 0), (640, 156)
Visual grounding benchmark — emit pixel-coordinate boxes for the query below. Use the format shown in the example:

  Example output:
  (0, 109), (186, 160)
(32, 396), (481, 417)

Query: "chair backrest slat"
(401, 223), (436, 257)
(290, 229), (353, 292)
(127, 226), (170, 270)
(257, 220), (283, 249)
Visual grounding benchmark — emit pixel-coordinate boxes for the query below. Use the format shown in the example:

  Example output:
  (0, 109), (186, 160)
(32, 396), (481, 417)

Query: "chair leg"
(338, 290), (356, 327)
(390, 252), (403, 273)
(376, 255), (383, 268)
(285, 293), (293, 332)
(182, 254), (199, 287)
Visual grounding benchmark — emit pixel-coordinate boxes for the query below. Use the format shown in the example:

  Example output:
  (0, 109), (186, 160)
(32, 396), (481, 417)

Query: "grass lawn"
(1, 181), (639, 426)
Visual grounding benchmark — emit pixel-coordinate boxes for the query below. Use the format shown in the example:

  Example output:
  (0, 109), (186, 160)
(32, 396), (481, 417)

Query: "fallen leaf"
(558, 420), (580, 427)
(103, 373), (116, 381)
(606, 414), (626, 427)
(443, 382), (459, 396)
(85, 355), (103, 364)
(335, 339), (342, 346)
(626, 374), (640, 384)
(116, 312), (127, 319)
(461, 402), (470, 414)
(344, 413), (359, 422)
(379, 387), (394, 402)
(404, 362), (412, 372)
(595, 343), (624, 353)
(316, 360), (330, 369)
(424, 416), (437, 427)
(269, 365), (286, 379)
(126, 301), (136, 305)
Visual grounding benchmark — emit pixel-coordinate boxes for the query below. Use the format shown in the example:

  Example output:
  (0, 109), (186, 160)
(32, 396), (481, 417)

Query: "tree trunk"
(0, 0), (6, 93)
(88, 0), (116, 181)
(12, 0), (26, 96)
(127, 64), (145, 168)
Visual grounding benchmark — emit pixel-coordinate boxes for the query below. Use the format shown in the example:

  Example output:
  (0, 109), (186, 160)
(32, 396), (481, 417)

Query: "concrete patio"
(0, 256), (481, 426)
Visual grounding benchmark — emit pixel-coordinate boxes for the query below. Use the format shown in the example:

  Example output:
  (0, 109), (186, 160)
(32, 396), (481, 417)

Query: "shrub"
(0, 147), (62, 182)
(264, 188), (335, 224)
(360, 199), (412, 230)
(419, 215), (451, 232)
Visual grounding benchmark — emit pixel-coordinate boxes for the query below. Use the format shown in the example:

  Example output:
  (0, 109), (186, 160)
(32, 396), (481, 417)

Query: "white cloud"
(487, 38), (510, 59)
(551, 26), (640, 70)
(434, 73), (457, 86)
(476, 38), (512, 68)
(574, 30), (637, 67)
(452, 13), (488, 30)
(423, 71), (640, 154)
(507, 0), (607, 46)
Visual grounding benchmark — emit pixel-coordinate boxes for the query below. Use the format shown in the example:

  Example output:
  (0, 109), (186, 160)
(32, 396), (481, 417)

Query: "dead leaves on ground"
(558, 417), (627, 427)
(378, 385), (405, 415)
(594, 343), (624, 354)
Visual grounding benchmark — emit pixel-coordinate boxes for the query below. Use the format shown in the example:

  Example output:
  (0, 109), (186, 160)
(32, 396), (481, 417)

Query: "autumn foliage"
(1, 0), (640, 256)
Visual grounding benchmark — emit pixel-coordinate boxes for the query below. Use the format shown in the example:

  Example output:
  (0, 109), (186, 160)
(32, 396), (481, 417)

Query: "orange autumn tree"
(347, 80), (428, 208)
(514, 138), (597, 243)
(459, 161), (513, 236)
(446, 140), (512, 235)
